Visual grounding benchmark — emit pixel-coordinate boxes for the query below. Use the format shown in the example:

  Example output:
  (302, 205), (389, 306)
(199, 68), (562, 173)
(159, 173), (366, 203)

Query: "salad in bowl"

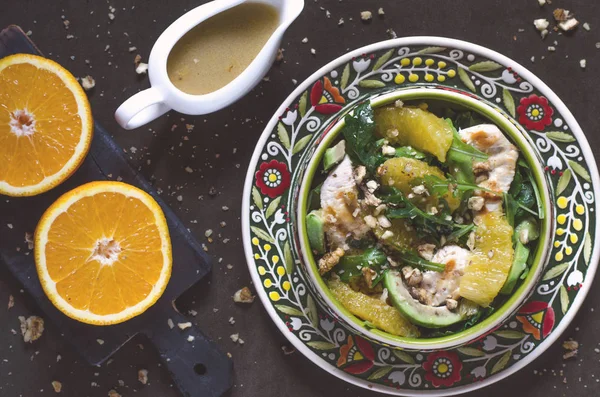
(299, 90), (551, 346)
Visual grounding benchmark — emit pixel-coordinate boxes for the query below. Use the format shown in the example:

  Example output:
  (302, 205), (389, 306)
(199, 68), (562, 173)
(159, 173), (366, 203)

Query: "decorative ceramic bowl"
(243, 37), (599, 395)
(297, 87), (554, 351)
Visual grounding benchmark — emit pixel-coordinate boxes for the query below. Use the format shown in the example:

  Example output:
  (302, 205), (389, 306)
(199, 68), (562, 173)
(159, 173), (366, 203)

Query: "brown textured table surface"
(1, 1), (600, 396)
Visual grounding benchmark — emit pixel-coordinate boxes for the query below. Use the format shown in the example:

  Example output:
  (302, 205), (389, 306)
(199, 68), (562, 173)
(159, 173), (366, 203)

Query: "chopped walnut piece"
(52, 381), (62, 393)
(8, 295), (14, 310)
(138, 369), (148, 385)
(108, 390), (122, 397)
(402, 266), (423, 286)
(446, 298), (458, 310)
(553, 8), (579, 31)
(25, 232), (34, 250)
(81, 75), (95, 91)
(377, 215), (392, 228)
(318, 248), (345, 275)
(534, 18), (549, 31)
(553, 8), (571, 22)
(472, 161), (491, 175)
(417, 244), (436, 261)
(275, 48), (284, 63)
(563, 340), (579, 351)
(468, 196), (485, 211)
(19, 315), (44, 343)
(380, 230), (394, 240)
(360, 11), (372, 21)
(178, 322), (192, 330)
(559, 18), (579, 31)
(233, 287), (255, 303)
(361, 267), (377, 288)
(467, 231), (476, 251)
(353, 165), (367, 184)
(136, 62), (149, 75)
(363, 215), (378, 229)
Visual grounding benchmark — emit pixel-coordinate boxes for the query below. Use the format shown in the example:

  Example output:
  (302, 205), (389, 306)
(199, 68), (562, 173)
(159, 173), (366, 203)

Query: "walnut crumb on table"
(51, 381), (62, 393)
(19, 315), (44, 343)
(25, 232), (34, 250)
(233, 287), (255, 303)
(138, 369), (148, 385)
(562, 339), (579, 359)
(360, 11), (372, 21)
(108, 390), (122, 397)
(178, 322), (192, 330)
(8, 295), (14, 310)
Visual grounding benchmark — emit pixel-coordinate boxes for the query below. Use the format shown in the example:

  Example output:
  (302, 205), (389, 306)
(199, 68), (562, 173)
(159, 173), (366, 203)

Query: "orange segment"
(45, 242), (92, 281)
(460, 210), (514, 307)
(89, 266), (128, 316)
(35, 181), (172, 325)
(0, 54), (92, 196)
(112, 262), (154, 307)
(55, 260), (101, 311)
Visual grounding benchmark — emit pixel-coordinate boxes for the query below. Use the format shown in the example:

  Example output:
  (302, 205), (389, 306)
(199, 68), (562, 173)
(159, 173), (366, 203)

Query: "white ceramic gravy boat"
(115, 0), (304, 130)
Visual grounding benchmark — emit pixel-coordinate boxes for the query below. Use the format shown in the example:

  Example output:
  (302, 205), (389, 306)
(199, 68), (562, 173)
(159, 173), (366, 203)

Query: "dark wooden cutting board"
(0, 25), (232, 397)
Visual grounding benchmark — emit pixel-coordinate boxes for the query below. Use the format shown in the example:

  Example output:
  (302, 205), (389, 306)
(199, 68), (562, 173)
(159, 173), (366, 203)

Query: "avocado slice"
(515, 216), (539, 245)
(500, 240), (530, 295)
(306, 209), (326, 254)
(323, 140), (346, 171)
(384, 270), (467, 328)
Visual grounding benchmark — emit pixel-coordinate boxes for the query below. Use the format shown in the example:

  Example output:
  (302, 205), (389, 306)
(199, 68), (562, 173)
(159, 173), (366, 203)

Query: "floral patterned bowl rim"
(242, 37), (600, 395)
(296, 88), (554, 350)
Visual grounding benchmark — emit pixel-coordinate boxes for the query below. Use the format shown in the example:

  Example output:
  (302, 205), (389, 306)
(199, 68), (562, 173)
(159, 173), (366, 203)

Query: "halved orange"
(35, 181), (172, 325)
(0, 54), (93, 197)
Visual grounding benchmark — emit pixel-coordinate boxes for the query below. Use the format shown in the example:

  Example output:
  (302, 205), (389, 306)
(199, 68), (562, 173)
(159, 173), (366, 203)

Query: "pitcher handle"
(115, 87), (170, 130)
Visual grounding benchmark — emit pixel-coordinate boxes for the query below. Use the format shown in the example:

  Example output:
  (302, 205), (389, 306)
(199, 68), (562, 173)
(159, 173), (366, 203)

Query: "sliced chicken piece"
(408, 245), (471, 307)
(459, 124), (518, 194)
(320, 156), (371, 250)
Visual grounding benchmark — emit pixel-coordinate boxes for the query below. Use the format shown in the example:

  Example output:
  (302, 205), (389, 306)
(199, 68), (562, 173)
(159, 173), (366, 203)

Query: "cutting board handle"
(146, 308), (233, 397)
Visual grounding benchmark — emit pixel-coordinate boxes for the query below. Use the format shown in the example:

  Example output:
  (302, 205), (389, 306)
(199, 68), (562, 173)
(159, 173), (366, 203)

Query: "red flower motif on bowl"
(311, 77), (345, 115)
(255, 160), (291, 198)
(516, 301), (555, 340)
(517, 94), (554, 131)
(422, 351), (463, 388)
(336, 335), (375, 374)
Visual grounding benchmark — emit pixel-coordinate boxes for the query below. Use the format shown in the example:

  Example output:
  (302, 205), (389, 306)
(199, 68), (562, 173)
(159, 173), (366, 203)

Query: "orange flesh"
(45, 192), (164, 315)
(0, 63), (81, 187)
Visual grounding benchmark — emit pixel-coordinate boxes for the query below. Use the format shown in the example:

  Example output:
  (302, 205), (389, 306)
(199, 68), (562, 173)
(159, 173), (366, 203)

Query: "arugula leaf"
(397, 251), (446, 272)
(336, 247), (388, 284)
(454, 111), (485, 129)
(419, 175), (497, 199)
(394, 146), (429, 161)
(445, 119), (488, 184)
(382, 188), (471, 241)
(446, 223), (475, 243)
(343, 102), (385, 173)
(523, 167), (544, 220)
(503, 193), (519, 228)
(507, 161), (542, 223)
